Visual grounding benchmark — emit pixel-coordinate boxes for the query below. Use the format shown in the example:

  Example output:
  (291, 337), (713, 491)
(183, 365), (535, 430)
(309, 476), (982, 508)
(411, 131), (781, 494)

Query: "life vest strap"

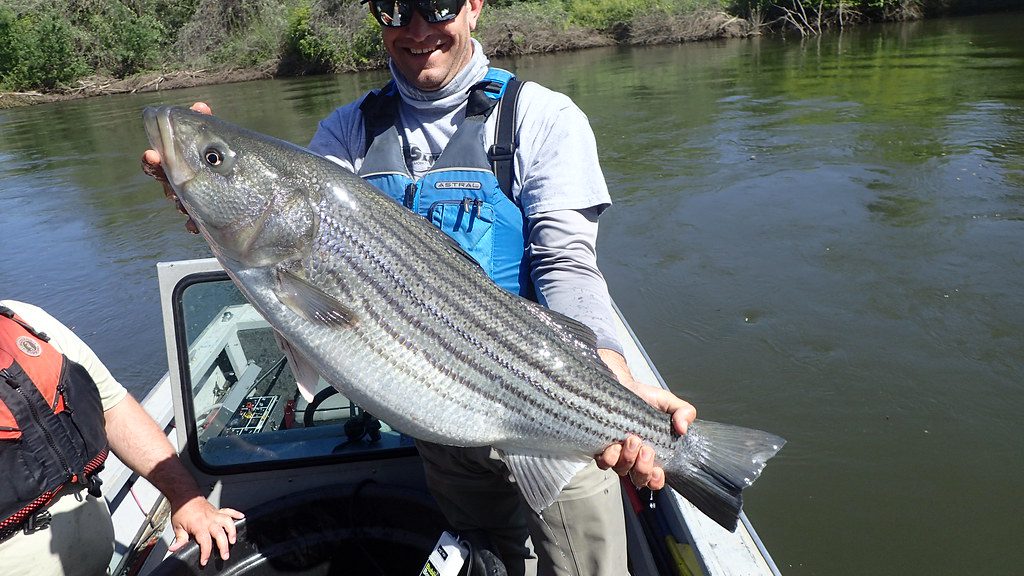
(488, 76), (523, 203)
(0, 306), (50, 342)
(359, 71), (523, 203)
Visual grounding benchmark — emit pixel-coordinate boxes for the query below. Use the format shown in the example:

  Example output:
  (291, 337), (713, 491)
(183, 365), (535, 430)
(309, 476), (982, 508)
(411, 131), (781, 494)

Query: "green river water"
(1, 11), (1022, 575)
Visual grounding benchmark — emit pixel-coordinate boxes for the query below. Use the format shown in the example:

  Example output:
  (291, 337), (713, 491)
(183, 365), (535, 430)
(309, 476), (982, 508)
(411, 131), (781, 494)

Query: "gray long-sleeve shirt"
(309, 40), (623, 354)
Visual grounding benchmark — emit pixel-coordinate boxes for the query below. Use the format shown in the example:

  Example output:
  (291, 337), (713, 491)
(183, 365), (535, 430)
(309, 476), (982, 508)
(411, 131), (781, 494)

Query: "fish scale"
(143, 105), (785, 531)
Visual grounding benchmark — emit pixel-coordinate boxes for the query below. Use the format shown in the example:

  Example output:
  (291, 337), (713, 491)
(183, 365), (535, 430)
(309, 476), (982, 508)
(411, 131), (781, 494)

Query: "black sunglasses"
(362, 0), (465, 28)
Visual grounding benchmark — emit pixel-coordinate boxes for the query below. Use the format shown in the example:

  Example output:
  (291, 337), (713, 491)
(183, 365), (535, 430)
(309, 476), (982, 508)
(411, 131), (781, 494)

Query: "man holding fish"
(143, 1), (700, 574)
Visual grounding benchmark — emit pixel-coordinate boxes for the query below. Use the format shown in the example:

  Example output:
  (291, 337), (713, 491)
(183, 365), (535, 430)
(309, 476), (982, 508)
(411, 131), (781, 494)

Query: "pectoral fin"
(273, 268), (358, 328)
(498, 451), (591, 514)
(273, 330), (321, 403)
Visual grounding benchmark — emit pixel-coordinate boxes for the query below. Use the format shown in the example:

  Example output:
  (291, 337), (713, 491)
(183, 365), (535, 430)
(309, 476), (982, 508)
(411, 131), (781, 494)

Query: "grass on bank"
(0, 0), (1016, 96)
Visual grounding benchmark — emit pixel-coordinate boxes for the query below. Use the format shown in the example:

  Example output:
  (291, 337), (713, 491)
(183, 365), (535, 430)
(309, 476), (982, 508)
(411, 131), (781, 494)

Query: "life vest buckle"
(86, 473), (103, 498)
(488, 144), (514, 162)
(23, 509), (52, 534)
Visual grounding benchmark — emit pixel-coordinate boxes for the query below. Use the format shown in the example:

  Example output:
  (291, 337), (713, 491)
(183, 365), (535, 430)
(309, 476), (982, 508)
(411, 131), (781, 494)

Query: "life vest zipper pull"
(56, 382), (72, 413)
(403, 183), (417, 209)
(1, 369), (18, 388)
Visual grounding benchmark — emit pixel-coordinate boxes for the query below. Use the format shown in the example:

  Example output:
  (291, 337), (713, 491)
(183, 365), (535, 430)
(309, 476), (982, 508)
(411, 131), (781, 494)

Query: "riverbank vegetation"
(0, 0), (1018, 105)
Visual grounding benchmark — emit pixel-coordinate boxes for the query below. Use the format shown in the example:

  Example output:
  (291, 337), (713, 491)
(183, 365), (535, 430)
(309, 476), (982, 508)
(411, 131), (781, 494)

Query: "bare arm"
(104, 394), (243, 565)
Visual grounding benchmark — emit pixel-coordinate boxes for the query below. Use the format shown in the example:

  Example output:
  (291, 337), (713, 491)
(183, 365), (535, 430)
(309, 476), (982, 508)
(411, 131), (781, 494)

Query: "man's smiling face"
(382, 0), (482, 92)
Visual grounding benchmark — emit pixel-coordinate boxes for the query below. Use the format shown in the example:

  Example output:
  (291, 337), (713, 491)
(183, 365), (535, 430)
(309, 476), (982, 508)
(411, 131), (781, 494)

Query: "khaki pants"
(417, 441), (629, 576)
(0, 486), (114, 576)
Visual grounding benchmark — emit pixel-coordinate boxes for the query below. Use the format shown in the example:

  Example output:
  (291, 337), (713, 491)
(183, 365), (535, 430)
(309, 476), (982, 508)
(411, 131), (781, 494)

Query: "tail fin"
(663, 420), (785, 532)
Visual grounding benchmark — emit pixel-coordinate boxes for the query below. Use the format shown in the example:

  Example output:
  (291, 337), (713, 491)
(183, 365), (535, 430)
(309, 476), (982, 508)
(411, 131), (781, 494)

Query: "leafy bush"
(566, 0), (640, 30)
(172, 0), (284, 67)
(151, 0), (201, 34)
(282, 0), (384, 74)
(83, 1), (163, 77)
(283, 2), (326, 72)
(563, 0), (721, 34)
(0, 7), (88, 90)
(0, 7), (16, 84)
(477, 0), (610, 55)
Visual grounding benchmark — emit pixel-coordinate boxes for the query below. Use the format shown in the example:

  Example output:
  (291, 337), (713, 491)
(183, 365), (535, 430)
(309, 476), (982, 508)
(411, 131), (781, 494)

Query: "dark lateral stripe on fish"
(326, 218), (543, 382)
(336, 255), (580, 439)
(348, 251), (643, 423)
(330, 224), (657, 448)
(348, 253), (663, 440)
(325, 228), (562, 424)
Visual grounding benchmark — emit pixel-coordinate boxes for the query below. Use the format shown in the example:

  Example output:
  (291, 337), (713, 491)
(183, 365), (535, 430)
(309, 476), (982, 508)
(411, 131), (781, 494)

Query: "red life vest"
(0, 305), (108, 536)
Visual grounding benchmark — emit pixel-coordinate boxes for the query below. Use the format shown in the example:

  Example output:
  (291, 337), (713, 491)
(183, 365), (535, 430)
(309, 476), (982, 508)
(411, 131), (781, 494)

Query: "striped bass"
(143, 106), (784, 531)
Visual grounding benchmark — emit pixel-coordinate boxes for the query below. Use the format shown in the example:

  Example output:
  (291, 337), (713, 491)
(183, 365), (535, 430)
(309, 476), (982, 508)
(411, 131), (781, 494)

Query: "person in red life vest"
(0, 300), (244, 576)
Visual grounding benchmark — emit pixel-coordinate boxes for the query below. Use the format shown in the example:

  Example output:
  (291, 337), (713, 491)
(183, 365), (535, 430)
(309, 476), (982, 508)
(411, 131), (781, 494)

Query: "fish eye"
(204, 147), (224, 166)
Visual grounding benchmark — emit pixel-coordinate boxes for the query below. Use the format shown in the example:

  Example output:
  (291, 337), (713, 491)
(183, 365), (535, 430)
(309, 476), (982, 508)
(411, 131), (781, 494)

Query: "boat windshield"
(173, 273), (415, 471)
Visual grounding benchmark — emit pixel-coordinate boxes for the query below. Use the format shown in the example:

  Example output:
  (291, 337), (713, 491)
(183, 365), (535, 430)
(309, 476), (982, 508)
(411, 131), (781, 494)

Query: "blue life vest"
(357, 68), (533, 298)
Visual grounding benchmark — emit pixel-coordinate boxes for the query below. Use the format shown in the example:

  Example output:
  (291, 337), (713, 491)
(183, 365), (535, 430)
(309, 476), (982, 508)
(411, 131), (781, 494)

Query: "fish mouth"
(142, 106), (192, 190)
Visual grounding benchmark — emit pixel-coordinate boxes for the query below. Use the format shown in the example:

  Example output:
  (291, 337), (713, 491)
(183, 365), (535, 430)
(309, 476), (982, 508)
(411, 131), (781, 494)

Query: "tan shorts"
(416, 441), (628, 576)
(0, 487), (114, 576)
